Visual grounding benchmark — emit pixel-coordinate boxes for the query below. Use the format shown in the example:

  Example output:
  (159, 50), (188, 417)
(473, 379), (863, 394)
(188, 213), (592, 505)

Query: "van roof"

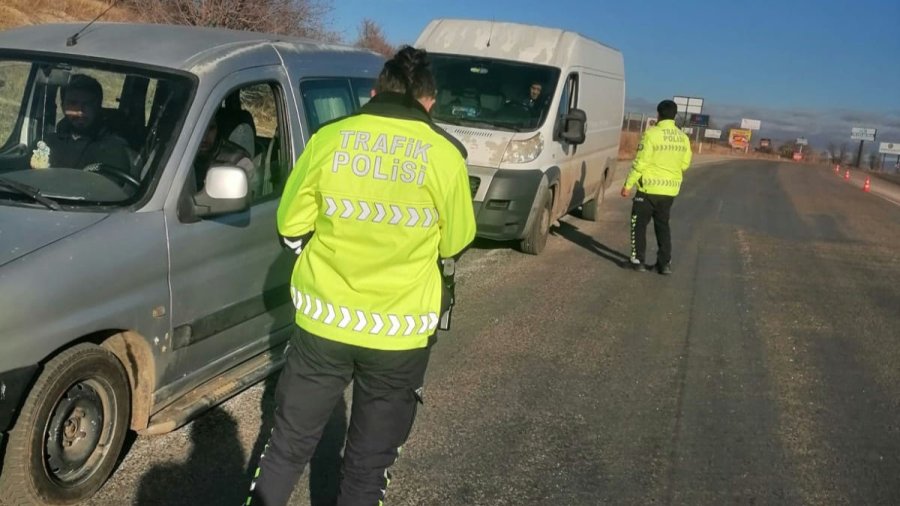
(415, 18), (623, 75)
(0, 22), (380, 76)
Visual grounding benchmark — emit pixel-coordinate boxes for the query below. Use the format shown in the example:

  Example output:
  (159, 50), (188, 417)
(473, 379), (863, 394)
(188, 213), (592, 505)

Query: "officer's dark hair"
(61, 74), (103, 105)
(375, 46), (436, 100)
(657, 100), (678, 120)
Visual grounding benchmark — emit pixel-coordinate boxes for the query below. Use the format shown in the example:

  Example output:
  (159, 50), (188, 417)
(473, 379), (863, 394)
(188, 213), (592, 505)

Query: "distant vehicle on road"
(416, 18), (625, 254)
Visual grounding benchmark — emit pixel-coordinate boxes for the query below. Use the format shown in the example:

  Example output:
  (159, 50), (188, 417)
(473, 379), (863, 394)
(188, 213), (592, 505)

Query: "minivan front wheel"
(0, 344), (131, 505)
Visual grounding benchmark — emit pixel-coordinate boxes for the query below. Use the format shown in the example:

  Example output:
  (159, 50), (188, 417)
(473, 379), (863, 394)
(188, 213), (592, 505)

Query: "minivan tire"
(519, 187), (552, 255)
(0, 344), (131, 505)
(580, 181), (605, 222)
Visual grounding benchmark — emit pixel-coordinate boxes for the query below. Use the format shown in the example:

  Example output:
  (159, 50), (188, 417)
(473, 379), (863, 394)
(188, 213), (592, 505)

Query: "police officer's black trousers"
(248, 327), (431, 506)
(630, 191), (675, 266)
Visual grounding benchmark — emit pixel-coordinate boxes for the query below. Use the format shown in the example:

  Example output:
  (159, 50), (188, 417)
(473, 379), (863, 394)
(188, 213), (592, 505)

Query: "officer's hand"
(620, 187), (630, 198)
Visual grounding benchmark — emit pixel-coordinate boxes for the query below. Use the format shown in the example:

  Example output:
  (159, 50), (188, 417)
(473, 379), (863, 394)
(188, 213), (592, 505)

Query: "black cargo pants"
(247, 327), (431, 506)
(630, 191), (675, 266)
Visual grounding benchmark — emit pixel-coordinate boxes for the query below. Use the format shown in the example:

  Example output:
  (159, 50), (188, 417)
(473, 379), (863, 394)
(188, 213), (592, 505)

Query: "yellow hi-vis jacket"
(624, 119), (693, 196)
(277, 92), (477, 351)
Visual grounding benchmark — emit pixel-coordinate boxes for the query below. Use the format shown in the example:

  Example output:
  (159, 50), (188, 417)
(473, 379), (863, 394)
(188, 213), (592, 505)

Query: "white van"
(415, 18), (625, 254)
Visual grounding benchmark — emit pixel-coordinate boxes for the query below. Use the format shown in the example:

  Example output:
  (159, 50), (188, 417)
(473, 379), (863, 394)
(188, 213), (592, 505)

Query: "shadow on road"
(134, 387), (349, 506)
(551, 220), (631, 268)
(136, 407), (246, 506)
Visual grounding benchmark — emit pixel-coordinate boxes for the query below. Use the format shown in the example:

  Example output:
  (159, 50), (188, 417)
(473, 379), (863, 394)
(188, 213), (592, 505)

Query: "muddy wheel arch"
(102, 331), (156, 431)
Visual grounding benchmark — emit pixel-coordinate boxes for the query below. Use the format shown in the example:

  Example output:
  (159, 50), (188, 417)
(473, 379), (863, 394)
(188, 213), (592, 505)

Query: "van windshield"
(429, 53), (560, 132)
(0, 56), (192, 209)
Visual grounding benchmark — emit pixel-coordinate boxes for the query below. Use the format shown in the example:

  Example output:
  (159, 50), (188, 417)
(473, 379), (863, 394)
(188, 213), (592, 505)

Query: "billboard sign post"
(879, 142), (900, 169)
(851, 128), (877, 142)
(851, 127), (877, 167)
(673, 96), (703, 128)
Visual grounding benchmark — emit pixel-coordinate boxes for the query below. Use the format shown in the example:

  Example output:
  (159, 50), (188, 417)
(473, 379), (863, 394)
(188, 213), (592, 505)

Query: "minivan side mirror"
(560, 108), (587, 145)
(193, 165), (249, 218)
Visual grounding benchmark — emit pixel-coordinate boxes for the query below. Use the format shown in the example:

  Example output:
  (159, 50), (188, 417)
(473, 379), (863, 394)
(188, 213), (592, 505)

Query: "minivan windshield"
(429, 53), (560, 132)
(0, 56), (192, 209)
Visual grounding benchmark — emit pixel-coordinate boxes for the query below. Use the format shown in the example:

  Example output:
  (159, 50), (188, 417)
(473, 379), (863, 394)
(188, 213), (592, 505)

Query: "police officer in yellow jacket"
(247, 47), (476, 506)
(621, 100), (692, 274)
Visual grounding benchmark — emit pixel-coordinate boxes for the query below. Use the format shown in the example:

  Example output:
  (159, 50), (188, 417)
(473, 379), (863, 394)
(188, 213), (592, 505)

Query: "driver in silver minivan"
(30, 74), (133, 178)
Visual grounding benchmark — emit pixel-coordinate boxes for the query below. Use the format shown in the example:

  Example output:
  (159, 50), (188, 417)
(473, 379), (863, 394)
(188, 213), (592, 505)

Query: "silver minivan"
(0, 22), (383, 504)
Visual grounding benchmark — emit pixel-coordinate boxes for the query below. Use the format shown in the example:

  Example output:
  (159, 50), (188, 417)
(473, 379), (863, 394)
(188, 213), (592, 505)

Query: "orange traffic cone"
(844, 169), (851, 180)
(834, 164), (841, 174)
(863, 177), (871, 192)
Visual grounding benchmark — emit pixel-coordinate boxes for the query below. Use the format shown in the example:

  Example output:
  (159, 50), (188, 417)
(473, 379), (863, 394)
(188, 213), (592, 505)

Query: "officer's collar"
(360, 92), (431, 124)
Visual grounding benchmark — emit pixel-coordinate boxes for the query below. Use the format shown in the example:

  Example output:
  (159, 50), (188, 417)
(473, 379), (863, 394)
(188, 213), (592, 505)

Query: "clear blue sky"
(330, 0), (900, 147)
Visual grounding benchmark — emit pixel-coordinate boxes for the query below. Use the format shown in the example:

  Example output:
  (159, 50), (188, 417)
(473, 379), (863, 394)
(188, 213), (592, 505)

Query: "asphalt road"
(88, 159), (900, 506)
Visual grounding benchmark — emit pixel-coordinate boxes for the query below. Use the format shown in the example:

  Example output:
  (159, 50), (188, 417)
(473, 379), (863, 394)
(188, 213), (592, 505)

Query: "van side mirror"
(193, 165), (249, 218)
(560, 108), (587, 145)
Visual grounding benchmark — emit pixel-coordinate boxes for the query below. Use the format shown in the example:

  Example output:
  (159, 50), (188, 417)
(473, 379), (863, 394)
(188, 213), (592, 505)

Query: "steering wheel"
(83, 163), (141, 190)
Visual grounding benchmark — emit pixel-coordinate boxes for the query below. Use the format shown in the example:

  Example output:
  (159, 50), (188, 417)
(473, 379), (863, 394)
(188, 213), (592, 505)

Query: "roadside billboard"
(729, 128), (752, 149)
(741, 118), (761, 130)
(689, 114), (710, 127)
(704, 129), (722, 139)
(759, 138), (771, 148)
(878, 142), (900, 155)
(674, 96), (704, 114)
(851, 127), (876, 141)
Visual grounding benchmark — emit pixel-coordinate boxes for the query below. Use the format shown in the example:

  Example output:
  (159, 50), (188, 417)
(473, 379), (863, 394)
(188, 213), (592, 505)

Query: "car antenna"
(66, 0), (122, 47)
(486, 18), (494, 48)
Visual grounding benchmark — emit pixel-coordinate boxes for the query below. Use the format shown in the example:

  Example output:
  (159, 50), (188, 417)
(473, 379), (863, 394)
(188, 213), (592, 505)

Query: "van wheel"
(580, 182), (605, 222)
(519, 187), (552, 255)
(0, 344), (131, 505)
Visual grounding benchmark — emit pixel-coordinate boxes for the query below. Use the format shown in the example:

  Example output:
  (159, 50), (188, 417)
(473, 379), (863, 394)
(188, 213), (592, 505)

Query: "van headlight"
(501, 133), (543, 164)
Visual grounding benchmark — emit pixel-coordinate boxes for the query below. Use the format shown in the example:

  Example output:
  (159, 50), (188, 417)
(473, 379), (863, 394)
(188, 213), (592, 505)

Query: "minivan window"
(429, 53), (561, 132)
(300, 79), (354, 134)
(299, 78), (376, 135)
(185, 81), (288, 210)
(0, 57), (192, 209)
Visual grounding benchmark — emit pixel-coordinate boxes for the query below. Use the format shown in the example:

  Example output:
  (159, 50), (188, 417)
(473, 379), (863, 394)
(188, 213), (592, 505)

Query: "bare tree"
(126, 0), (339, 40)
(355, 18), (394, 57)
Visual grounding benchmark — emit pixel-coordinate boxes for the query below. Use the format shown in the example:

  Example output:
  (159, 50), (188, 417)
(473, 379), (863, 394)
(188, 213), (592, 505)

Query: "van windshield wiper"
(0, 176), (61, 210)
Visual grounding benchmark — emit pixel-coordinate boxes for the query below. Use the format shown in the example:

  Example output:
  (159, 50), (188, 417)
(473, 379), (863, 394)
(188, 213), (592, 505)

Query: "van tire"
(0, 344), (131, 505)
(580, 183), (605, 222)
(519, 187), (552, 255)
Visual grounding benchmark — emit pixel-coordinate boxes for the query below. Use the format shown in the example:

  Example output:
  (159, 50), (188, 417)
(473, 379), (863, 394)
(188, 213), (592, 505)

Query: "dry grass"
(0, 0), (135, 30)
(618, 131), (640, 159)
